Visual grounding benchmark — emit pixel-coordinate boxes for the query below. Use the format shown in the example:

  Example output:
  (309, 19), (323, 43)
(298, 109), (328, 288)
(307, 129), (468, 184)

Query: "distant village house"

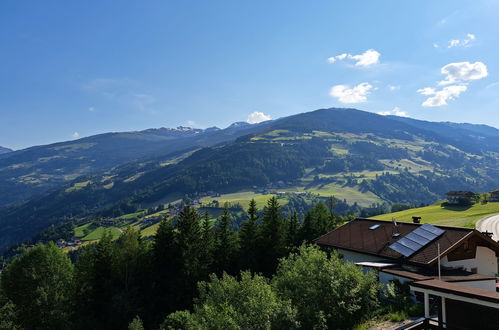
(446, 191), (477, 205)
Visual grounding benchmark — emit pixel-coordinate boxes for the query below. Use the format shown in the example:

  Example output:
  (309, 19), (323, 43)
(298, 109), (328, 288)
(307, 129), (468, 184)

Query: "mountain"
(0, 108), (498, 251)
(0, 122), (272, 207)
(0, 146), (12, 154)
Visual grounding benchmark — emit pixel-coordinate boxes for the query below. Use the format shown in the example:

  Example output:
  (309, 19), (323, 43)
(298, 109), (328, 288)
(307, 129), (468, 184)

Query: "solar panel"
(388, 224), (445, 257)
(389, 242), (414, 257)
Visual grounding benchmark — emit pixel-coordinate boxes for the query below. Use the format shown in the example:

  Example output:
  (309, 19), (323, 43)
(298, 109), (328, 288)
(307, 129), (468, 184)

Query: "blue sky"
(1, 1), (499, 149)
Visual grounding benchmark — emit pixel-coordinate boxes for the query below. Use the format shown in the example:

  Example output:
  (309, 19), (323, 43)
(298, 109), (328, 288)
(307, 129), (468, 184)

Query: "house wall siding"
(441, 246), (497, 277)
(450, 279), (496, 292)
(337, 248), (389, 263)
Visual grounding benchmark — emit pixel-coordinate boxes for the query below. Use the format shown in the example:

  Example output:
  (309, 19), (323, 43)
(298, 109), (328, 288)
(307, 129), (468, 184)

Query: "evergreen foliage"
(1, 243), (74, 329)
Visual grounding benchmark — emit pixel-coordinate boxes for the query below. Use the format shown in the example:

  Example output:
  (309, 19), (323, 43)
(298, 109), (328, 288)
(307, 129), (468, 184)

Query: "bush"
(272, 245), (379, 329)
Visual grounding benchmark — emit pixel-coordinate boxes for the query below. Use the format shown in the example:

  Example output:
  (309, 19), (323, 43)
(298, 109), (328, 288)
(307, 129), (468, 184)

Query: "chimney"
(412, 216), (421, 224)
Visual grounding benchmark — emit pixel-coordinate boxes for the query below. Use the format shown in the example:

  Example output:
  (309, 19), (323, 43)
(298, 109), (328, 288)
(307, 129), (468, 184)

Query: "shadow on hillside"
(440, 202), (473, 211)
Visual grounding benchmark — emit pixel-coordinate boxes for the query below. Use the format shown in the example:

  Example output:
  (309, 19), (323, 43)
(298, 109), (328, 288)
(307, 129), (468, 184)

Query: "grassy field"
(200, 191), (285, 209)
(281, 184), (382, 207)
(80, 226), (123, 241)
(372, 201), (499, 228)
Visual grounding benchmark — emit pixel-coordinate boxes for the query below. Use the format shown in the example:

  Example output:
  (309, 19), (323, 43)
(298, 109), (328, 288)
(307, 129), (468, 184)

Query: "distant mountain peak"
(0, 146), (12, 154)
(227, 121), (251, 129)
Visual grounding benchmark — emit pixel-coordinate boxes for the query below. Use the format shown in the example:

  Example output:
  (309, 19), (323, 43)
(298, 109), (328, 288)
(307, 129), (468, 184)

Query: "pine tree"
(239, 199), (260, 271)
(259, 196), (286, 275)
(300, 201), (333, 242)
(176, 206), (205, 308)
(286, 210), (301, 248)
(148, 217), (180, 323)
(200, 210), (215, 275)
(214, 207), (239, 275)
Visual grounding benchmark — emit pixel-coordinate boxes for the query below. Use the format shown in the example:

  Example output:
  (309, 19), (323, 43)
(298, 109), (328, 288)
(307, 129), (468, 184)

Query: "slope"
(0, 108), (498, 251)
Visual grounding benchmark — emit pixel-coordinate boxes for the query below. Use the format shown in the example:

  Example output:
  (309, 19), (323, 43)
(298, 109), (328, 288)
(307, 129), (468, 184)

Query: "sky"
(1, 1), (499, 150)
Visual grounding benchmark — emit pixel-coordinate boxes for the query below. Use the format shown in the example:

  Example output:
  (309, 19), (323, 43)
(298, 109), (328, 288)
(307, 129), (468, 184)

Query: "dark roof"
(381, 267), (496, 282)
(446, 191), (476, 197)
(314, 218), (499, 266)
(411, 279), (499, 304)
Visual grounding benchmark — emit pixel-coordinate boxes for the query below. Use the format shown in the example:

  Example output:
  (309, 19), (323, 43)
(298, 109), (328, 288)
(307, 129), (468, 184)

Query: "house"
(489, 189), (499, 202)
(446, 191), (477, 205)
(314, 218), (499, 329)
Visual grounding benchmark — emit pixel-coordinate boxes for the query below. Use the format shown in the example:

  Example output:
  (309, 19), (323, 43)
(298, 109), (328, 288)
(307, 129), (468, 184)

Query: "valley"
(0, 108), (498, 251)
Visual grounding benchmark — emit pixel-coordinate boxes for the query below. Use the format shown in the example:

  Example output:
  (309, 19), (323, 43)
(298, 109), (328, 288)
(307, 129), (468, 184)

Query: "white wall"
(441, 246), (498, 277)
(337, 248), (389, 263)
(378, 271), (413, 286)
(452, 280), (497, 292)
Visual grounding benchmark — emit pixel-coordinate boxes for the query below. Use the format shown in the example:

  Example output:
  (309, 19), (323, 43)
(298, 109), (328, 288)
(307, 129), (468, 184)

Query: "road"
(475, 214), (499, 241)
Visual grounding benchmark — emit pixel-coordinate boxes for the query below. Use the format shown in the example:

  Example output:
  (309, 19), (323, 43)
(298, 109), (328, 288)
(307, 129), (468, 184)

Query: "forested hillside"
(0, 122), (273, 207)
(0, 108), (498, 251)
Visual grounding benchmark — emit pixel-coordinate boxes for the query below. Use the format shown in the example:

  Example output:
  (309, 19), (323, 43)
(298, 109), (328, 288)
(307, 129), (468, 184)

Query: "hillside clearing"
(372, 201), (499, 228)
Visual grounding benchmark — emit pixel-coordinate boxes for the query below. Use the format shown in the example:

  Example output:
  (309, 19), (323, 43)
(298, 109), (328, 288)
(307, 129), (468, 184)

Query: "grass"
(200, 191), (285, 209)
(65, 180), (91, 192)
(140, 222), (161, 237)
(372, 201), (499, 227)
(81, 226), (122, 241)
(282, 184), (382, 207)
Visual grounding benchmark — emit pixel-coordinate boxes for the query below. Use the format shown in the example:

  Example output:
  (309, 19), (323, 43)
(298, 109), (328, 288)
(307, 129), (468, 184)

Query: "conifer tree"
(199, 210), (215, 275)
(259, 196), (286, 275)
(239, 199), (260, 271)
(286, 210), (301, 248)
(214, 207), (239, 275)
(176, 206), (205, 308)
(148, 217), (180, 325)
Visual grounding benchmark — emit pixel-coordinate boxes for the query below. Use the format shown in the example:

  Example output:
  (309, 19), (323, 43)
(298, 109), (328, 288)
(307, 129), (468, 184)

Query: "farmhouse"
(315, 218), (499, 329)
(445, 191), (477, 205)
(489, 189), (499, 202)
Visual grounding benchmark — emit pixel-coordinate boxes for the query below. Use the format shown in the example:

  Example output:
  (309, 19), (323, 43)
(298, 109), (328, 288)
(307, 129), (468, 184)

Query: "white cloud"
(387, 85), (400, 91)
(448, 33), (475, 48)
(433, 43), (439, 49)
(378, 107), (409, 117)
(88, 107), (96, 112)
(72, 132), (80, 139)
(327, 49), (381, 67)
(247, 112), (272, 124)
(185, 120), (197, 127)
(417, 85), (467, 107)
(438, 61), (488, 85)
(330, 82), (373, 103)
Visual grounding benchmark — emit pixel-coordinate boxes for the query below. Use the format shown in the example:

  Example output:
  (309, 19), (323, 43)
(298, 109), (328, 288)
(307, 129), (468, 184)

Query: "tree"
(148, 217), (180, 324)
(259, 197), (287, 275)
(286, 210), (301, 248)
(214, 208), (239, 275)
(1, 243), (74, 329)
(272, 245), (379, 329)
(199, 210), (215, 275)
(162, 272), (298, 330)
(300, 201), (333, 242)
(176, 206), (206, 309)
(239, 199), (260, 271)
(74, 231), (117, 329)
(128, 316), (145, 330)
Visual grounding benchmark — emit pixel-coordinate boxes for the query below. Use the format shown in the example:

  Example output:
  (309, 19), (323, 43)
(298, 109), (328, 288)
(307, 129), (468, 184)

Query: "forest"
(0, 197), (404, 330)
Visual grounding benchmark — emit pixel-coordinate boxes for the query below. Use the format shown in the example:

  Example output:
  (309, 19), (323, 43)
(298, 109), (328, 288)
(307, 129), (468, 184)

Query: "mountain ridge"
(0, 108), (497, 251)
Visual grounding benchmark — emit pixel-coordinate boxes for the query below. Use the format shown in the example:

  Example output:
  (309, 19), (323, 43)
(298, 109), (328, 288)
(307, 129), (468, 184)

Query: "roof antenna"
(392, 217), (400, 237)
(437, 243), (441, 280)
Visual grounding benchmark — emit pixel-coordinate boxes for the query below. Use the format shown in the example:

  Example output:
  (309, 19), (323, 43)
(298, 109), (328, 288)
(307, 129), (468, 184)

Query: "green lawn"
(372, 201), (499, 228)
